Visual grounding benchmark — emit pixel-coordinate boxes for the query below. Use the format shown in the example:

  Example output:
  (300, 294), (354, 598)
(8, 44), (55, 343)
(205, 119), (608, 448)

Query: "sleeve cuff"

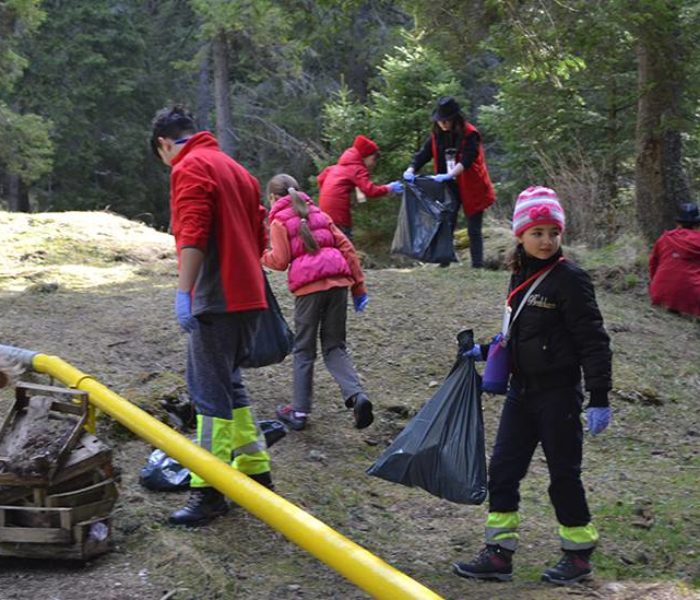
(588, 389), (610, 408)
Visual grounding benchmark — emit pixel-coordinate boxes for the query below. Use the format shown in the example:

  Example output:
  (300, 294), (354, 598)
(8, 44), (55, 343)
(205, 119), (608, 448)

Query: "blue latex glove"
(402, 168), (416, 182)
(175, 289), (198, 333)
(586, 406), (611, 435)
(461, 344), (483, 361)
(387, 181), (403, 194)
(433, 173), (454, 183)
(353, 293), (369, 313)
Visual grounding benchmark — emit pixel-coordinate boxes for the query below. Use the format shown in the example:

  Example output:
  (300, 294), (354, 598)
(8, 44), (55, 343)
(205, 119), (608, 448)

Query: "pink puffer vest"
(269, 192), (352, 292)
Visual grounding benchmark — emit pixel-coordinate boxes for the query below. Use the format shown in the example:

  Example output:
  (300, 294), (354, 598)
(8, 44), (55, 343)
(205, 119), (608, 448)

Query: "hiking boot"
(248, 471), (275, 491)
(276, 404), (308, 431)
(541, 551), (592, 585)
(168, 487), (229, 527)
(346, 393), (374, 429)
(452, 545), (513, 581)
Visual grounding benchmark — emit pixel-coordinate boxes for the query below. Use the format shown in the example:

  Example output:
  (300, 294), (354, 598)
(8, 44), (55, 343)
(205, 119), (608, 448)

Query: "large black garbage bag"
(391, 176), (458, 264)
(367, 331), (487, 504)
(140, 419), (287, 491)
(241, 272), (294, 369)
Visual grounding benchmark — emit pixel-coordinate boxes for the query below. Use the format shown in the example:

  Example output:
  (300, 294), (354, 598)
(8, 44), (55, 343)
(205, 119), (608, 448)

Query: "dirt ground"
(0, 211), (698, 600)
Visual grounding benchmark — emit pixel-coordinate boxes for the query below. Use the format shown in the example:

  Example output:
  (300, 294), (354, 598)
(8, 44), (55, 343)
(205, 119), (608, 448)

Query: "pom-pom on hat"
(352, 135), (379, 158)
(512, 186), (566, 237)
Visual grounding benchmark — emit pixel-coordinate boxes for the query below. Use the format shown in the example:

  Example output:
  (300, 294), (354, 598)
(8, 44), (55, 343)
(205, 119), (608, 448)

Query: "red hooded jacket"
(317, 147), (390, 228)
(170, 131), (267, 314)
(649, 228), (700, 317)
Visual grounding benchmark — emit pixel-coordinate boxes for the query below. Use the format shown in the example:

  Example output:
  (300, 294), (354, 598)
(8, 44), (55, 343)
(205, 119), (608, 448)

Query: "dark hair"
(149, 105), (197, 159)
(505, 243), (525, 272)
(432, 112), (466, 140)
(266, 174), (319, 254)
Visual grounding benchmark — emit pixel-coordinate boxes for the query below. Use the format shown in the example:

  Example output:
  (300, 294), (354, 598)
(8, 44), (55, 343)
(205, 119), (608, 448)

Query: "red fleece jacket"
(170, 131), (267, 314)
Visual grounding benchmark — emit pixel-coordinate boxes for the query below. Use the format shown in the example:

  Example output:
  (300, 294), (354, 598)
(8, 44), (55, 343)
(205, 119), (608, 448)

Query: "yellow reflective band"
(559, 523), (599, 550)
(231, 407), (270, 476)
(191, 415), (234, 488)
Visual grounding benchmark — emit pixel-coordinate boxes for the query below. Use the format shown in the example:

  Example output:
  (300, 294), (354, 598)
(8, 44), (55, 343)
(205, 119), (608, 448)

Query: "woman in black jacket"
(454, 186), (612, 586)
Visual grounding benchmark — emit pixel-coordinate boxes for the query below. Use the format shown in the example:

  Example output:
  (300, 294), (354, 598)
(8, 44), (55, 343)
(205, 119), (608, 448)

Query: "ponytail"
(266, 173), (319, 254)
(289, 187), (319, 254)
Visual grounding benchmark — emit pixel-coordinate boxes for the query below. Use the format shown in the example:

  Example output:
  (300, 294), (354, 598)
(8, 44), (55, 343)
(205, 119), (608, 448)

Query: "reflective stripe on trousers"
(231, 406), (270, 476)
(560, 523), (599, 551)
(485, 511), (521, 551)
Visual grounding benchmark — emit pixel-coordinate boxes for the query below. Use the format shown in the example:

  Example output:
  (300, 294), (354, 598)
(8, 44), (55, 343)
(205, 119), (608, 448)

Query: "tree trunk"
(8, 174), (30, 212)
(634, 6), (690, 242)
(195, 42), (212, 132)
(212, 29), (235, 156)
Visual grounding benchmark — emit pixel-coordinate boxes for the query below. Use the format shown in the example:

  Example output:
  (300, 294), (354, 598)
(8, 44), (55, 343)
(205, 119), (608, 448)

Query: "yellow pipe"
(31, 352), (443, 600)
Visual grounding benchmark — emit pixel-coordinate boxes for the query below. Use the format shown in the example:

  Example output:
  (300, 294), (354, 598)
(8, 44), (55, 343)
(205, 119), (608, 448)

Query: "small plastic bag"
(367, 330), (487, 505)
(482, 333), (510, 394)
(140, 419), (287, 491)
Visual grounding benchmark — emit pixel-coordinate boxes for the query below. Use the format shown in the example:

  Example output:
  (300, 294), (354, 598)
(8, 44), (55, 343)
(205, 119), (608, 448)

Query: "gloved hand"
(353, 293), (369, 313)
(387, 181), (403, 194)
(175, 289), (198, 333)
(433, 173), (454, 183)
(461, 344), (483, 361)
(586, 406), (611, 435)
(402, 168), (416, 182)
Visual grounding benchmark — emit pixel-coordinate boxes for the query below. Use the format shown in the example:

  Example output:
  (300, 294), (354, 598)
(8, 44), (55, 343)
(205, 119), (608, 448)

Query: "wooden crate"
(0, 383), (88, 486)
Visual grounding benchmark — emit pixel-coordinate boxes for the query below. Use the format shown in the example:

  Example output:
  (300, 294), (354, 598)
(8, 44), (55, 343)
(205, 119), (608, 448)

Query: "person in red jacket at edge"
(317, 134), (403, 241)
(150, 106), (273, 526)
(403, 96), (496, 268)
(649, 201), (700, 318)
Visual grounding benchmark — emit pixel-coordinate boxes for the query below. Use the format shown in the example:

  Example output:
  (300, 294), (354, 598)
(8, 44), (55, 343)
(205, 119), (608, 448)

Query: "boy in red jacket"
(150, 106), (272, 526)
(649, 202), (700, 318)
(317, 135), (402, 240)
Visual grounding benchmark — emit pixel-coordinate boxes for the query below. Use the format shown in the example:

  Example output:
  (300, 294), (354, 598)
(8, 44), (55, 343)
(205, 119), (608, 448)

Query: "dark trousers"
(488, 381), (591, 527)
(186, 311), (260, 419)
(293, 287), (364, 413)
(447, 204), (484, 268)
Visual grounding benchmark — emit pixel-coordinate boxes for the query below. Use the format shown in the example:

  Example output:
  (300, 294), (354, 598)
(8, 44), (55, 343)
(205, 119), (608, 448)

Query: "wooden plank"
(0, 505), (73, 529)
(0, 526), (71, 544)
(70, 498), (116, 525)
(0, 517), (111, 560)
(47, 479), (117, 508)
(50, 435), (112, 486)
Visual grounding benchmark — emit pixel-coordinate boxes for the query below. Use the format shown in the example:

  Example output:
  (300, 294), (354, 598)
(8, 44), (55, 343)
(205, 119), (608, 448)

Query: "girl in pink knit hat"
(453, 185), (613, 586)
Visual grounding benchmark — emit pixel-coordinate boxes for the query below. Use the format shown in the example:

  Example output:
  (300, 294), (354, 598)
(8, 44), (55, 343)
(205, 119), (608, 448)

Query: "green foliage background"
(0, 0), (699, 245)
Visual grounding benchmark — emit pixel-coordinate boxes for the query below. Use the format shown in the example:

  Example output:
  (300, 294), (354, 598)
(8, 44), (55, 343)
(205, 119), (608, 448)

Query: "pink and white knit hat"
(512, 186), (566, 236)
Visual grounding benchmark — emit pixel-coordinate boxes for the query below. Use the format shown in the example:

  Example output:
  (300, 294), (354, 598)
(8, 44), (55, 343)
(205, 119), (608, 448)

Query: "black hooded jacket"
(507, 247), (612, 400)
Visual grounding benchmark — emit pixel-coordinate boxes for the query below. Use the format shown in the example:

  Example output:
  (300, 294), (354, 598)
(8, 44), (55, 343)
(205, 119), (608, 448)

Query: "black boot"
(541, 550), (593, 585)
(168, 487), (229, 527)
(248, 471), (275, 491)
(346, 393), (374, 429)
(453, 545), (514, 581)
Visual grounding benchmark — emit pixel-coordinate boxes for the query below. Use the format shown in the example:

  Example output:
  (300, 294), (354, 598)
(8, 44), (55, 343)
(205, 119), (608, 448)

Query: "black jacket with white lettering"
(507, 247), (612, 396)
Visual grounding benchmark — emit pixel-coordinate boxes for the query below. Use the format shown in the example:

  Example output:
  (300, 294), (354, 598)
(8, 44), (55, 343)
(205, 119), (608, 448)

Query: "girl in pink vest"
(262, 174), (373, 431)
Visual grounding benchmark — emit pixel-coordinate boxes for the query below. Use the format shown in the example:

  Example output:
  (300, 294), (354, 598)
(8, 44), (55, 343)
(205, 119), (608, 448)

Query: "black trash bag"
(139, 419), (288, 492)
(240, 272), (295, 369)
(391, 176), (458, 264)
(367, 330), (487, 505)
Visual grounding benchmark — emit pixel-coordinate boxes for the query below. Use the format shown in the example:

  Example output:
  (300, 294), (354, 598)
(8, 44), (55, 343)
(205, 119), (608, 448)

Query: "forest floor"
(0, 210), (698, 600)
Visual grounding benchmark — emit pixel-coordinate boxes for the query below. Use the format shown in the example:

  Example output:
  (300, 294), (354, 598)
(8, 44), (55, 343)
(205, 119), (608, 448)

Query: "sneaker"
(452, 545), (513, 582)
(168, 487), (229, 527)
(347, 393), (374, 429)
(541, 551), (592, 585)
(276, 404), (307, 431)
